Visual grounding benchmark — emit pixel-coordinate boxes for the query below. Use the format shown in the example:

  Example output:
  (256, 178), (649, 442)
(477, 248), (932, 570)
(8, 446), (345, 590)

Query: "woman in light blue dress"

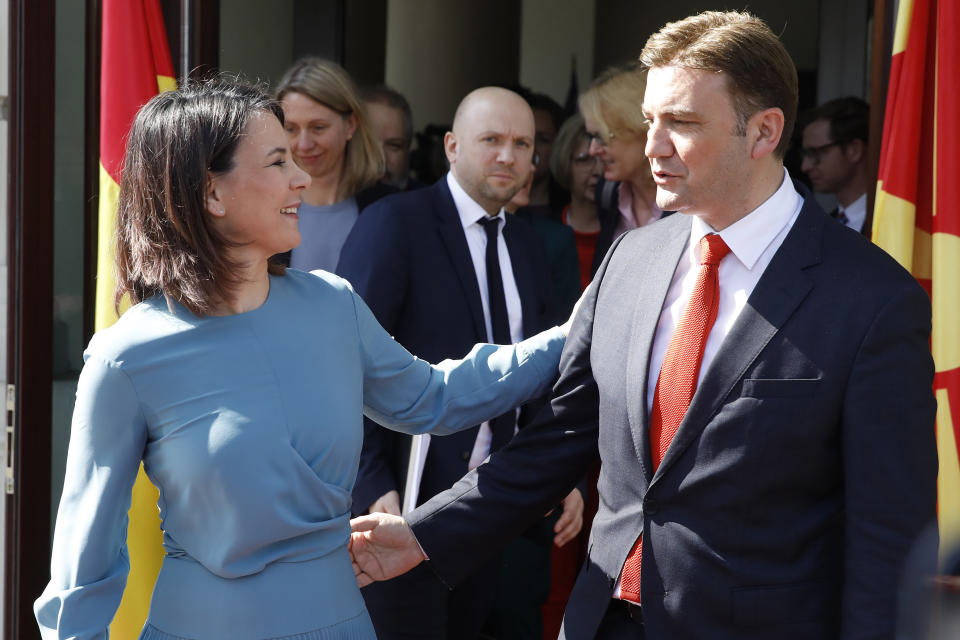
(34, 80), (567, 640)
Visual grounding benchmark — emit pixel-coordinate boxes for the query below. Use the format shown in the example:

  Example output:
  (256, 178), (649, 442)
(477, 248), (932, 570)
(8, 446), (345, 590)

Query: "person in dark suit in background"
(499, 162), (584, 640)
(799, 96), (870, 233)
(349, 11), (938, 640)
(338, 86), (582, 640)
(510, 162), (583, 323)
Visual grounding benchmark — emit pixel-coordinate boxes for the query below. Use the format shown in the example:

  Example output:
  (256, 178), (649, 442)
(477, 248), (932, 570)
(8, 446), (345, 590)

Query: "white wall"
(593, 0), (821, 73)
(519, 0), (595, 105)
(385, 0), (521, 132)
(816, 0), (870, 101)
(219, 0), (296, 87)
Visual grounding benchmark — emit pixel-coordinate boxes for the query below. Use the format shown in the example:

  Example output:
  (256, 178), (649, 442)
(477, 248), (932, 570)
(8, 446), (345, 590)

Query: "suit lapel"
(432, 181), (487, 342)
(502, 217), (538, 339)
(651, 197), (825, 483)
(624, 216), (692, 485)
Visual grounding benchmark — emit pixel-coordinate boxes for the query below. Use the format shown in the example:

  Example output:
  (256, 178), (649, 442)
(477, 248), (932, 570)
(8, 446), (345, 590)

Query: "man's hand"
(368, 489), (401, 516)
(350, 513), (426, 587)
(553, 488), (584, 547)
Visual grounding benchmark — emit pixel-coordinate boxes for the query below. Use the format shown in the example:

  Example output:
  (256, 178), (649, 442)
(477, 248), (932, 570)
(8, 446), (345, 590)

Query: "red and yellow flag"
(873, 0), (960, 555)
(98, 1), (175, 636)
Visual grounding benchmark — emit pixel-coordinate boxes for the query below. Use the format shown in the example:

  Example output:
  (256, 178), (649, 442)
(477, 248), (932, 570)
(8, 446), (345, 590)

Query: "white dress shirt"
(837, 192), (867, 232)
(447, 172), (524, 346)
(401, 173), (525, 513)
(645, 170), (804, 410)
(613, 169), (804, 596)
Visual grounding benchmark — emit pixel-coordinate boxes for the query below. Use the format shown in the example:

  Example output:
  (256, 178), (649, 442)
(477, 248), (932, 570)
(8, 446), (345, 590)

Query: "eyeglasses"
(586, 130), (618, 147)
(799, 141), (841, 164)
(572, 152), (599, 166)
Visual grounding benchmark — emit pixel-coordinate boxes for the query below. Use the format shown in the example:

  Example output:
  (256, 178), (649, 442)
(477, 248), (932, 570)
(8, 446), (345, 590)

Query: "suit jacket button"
(461, 451), (471, 461)
(645, 500), (658, 516)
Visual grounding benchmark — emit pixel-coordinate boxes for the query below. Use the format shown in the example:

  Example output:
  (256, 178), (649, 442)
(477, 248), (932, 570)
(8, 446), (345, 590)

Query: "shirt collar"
(838, 192), (867, 230)
(447, 172), (505, 230)
(690, 168), (802, 270)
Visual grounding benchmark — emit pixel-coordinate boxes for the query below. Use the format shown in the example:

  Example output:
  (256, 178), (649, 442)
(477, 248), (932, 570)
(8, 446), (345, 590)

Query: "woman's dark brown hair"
(114, 79), (286, 316)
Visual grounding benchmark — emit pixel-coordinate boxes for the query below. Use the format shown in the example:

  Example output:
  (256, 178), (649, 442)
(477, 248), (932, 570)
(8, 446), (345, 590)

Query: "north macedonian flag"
(98, 0), (175, 637)
(873, 0), (960, 555)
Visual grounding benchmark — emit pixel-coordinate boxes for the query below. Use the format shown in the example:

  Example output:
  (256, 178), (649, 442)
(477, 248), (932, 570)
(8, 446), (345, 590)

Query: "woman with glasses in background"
(550, 113), (604, 291)
(579, 61), (666, 278)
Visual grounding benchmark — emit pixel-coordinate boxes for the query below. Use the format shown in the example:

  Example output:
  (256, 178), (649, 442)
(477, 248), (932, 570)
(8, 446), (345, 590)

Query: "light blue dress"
(35, 269), (565, 640)
(289, 197), (359, 273)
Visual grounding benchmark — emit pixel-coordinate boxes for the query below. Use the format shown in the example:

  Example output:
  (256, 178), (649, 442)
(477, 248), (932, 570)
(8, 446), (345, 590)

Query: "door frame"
(4, 0), (55, 637)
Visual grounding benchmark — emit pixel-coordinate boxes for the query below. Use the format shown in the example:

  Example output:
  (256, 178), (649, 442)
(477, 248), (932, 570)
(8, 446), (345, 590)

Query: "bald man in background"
(337, 87), (579, 640)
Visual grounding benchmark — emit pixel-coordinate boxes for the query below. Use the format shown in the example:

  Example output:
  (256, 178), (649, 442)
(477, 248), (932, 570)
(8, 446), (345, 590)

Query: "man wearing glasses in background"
(799, 96), (870, 233)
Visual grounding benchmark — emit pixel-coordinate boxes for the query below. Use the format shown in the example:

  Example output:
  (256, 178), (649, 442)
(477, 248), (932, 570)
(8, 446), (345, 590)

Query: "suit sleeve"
(839, 280), (937, 639)
(337, 204), (410, 513)
(553, 224), (583, 320)
(404, 235), (630, 588)
(34, 355), (148, 640)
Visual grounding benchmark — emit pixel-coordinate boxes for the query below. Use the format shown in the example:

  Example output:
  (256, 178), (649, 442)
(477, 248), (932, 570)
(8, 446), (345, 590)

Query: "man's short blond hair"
(640, 11), (798, 158)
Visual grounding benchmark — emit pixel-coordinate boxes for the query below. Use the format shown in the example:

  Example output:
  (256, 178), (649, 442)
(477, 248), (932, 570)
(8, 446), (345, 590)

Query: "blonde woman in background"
(579, 61), (667, 276)
(275, 58), (396, 272)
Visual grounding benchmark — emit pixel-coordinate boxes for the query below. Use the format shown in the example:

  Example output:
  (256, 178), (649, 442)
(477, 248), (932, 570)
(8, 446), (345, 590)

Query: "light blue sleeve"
(351, 288), (565, 435)
(34, 354), (148, 640)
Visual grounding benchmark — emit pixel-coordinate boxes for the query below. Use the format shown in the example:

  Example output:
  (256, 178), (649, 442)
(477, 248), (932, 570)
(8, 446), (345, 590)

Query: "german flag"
(873, 0), (960, 555)
(98, 1), (175, 636)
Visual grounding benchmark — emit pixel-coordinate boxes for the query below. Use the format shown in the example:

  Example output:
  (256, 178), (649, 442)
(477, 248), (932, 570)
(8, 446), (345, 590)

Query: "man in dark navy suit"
(349, 11), (937, 640)
(338, 86), (582, 640)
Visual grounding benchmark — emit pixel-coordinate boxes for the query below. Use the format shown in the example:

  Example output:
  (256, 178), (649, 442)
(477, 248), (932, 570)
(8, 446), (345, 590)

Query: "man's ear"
(443, 131), (458, 166)
(748, 107), (785, 160)
(206, 174), (226, 218)
(844, 138), (866, 164)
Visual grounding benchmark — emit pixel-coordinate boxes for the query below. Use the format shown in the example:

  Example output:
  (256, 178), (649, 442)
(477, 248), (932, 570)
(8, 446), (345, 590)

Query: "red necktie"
(619, 233), (731, 604)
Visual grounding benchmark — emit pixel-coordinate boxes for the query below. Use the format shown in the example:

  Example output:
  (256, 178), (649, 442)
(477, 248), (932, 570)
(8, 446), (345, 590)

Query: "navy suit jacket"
(406, 186), (938, 639)
(337, 178), (556, 516)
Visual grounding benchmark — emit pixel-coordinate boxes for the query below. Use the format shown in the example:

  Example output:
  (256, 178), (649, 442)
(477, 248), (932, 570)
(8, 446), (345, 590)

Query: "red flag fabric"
(873, 0), (960, 555)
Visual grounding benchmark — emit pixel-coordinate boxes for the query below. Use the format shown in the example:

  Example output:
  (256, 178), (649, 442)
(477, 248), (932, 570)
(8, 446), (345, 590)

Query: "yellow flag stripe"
(157, 73), (176, 93)
(932, 232), (960, 371)
(109, 468), (164, 637)
(892, 0), (915, 56)
(96, 163), (121, 331)
(871, 183), (917, 269)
